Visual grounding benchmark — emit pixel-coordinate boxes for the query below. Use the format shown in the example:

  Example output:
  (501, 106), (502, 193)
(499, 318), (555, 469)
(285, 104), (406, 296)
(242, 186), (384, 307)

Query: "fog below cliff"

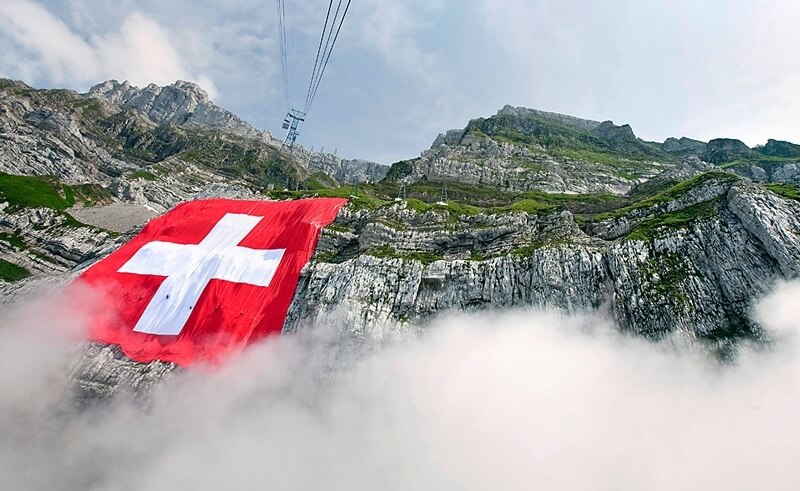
(2, 282), (800, 490)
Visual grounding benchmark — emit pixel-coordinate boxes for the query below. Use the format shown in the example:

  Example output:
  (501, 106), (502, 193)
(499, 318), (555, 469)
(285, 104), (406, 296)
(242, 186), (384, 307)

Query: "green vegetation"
(0, 259), (30, 282)
(0, 173), (113, 210)
(366, 245), (443, 264)
(69, 98), (104, 119)
(311, 171), (730, 227)
(404, 198), (482, 217)
(376, 218), (408, 231)
(0, 173), (74, 211)
(625, 199), (721, 241)
(0, 230), (26, 250)
(302, 171), (338, 189)
(639, 254), (694, 312)
(0, 173), (99, 227)
(71, 183), (113, 205)
(510, 242), (545, 257)
(384, 159), (416, 181)
(30, 250), (61, 265)
(491, 199), (555, 215)
(719, 155), (799, 169)
(126, 147), (158, 162)
(765, 183), (800, 201)
(311, 250), (338, 263)
(268, 186), (389, 211)
(468, 251), (485, 261)
(324, 222), (353, 233)
(129, 170), (157, 181)
(173, 130), (300, 188)
(469, 112), (668, 167)
(589, 172), (738, 222)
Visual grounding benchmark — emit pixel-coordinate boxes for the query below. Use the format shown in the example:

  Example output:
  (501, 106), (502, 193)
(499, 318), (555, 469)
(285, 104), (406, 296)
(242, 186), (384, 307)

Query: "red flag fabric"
(77, 198), (347, 366)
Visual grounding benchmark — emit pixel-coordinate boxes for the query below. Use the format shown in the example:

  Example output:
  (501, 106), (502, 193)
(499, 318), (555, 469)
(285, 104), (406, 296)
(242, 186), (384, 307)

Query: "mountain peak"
(592, 120), (637, 143)
(494, 105), (601, 132)
(86, 79), (262, 140)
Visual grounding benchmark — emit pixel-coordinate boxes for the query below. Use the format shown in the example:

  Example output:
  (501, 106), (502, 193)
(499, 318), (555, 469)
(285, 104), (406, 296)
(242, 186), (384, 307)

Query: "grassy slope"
(0, 173), (74, 211)
(0, 258), (30, 282)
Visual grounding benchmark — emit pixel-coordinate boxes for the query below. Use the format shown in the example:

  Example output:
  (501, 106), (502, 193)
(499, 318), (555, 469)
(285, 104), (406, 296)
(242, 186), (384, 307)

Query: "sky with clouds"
(0, 0), (798, 164)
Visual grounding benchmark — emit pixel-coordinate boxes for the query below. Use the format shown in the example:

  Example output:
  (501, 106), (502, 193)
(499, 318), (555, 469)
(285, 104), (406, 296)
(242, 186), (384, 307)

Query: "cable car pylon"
(281, 108), (306, 149)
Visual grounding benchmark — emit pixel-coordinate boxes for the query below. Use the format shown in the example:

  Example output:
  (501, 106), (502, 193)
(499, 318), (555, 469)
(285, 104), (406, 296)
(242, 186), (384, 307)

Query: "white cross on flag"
(77, 198), (346, 366)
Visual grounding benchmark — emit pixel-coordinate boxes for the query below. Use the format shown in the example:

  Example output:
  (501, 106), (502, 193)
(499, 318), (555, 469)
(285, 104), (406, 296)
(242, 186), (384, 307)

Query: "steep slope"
(386, 105), (800, 197)
(388, 105), (678, 195)
(0, 78), (386, 213)
(289, 172), (795, 349)
(87, 80), (266, 140)
(307, 152), (389, 184)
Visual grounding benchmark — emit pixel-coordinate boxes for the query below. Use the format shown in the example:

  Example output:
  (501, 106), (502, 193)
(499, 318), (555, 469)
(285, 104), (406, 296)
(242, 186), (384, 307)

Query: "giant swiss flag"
(77, 198), (346, 366)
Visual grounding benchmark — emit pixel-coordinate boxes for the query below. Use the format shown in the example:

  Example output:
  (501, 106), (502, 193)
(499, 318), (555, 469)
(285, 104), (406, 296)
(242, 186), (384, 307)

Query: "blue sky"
(1, 0), (799, 164)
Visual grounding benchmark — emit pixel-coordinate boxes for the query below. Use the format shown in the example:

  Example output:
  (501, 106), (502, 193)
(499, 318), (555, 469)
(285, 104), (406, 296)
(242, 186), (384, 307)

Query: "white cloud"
(476, 0), (800, 147)
(357, 0), (444, 87)
(0, 0), (216, 96)
(687, 0), (800, 146)
(3, 280), (800, 489)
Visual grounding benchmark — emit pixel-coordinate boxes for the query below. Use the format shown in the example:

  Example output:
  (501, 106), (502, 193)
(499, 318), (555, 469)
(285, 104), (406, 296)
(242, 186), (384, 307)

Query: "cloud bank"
(2, 281), (800, 490)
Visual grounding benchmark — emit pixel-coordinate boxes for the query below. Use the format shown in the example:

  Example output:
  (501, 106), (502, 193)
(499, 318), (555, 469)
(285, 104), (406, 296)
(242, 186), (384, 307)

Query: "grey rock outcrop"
(661, 137), (707, 157)
(495, 105), (601, 132)
(87, 80), (269, 141)
(591, 120), (637, 143)
(0, 81), (131, 183)
(306, 152), (388, 184)
(702, 138), (757, 164)
(400, 129), (662, 195)
(723, 160), (800, 185)
(757, 139), (800, 159)
(394, 105), (673, 195)
(286, 177), (798, 347)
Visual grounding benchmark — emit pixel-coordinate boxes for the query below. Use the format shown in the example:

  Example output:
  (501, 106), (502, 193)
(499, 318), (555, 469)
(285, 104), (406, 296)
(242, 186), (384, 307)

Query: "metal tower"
(281, 108), (306, 148)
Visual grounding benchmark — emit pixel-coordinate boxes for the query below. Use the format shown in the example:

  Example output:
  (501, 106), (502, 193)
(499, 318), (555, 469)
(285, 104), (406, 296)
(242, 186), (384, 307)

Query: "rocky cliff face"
(0, 79), (384, 213)
(287, 173), (796, 348)
(87, 80), (268, 141)
(306, 152), (389, 184)
(4, 78), (800, 399)
(702, 138), (758, 164)
(394, 105), (677, 195)
(65, 171), (800, 398)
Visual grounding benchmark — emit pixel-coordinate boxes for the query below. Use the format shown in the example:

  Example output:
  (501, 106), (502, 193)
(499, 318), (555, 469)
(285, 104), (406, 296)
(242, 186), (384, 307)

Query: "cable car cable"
(304, 0), (334, 112)
(306, 0), (352, 113)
